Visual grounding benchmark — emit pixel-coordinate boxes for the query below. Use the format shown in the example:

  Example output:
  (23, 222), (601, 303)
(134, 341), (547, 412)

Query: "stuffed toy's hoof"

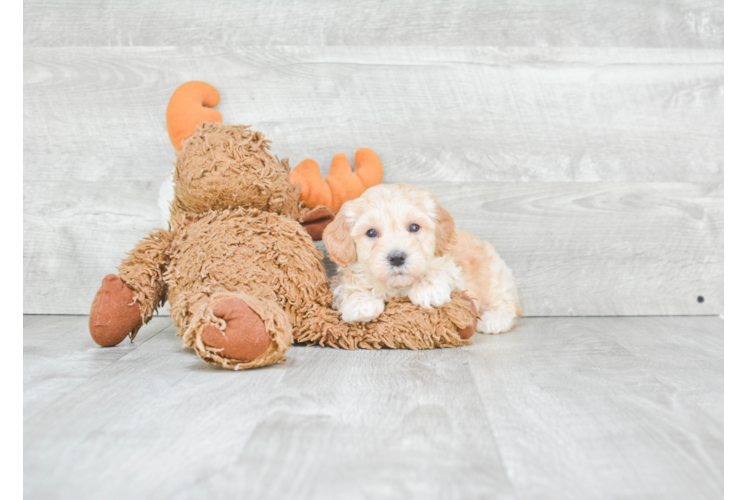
(456, 294), (478, 339)
(183, 291), (293, 370)
(89, 274), (141, 347)
(202, 298), (272, 361)
(299, 206), (335, 241)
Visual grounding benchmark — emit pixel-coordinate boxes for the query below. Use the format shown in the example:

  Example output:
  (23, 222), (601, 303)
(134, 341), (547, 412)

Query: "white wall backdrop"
(23, 0), (724, 316)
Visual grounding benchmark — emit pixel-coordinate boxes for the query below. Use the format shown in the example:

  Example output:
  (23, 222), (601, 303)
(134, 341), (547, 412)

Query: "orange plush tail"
(166, 81), (223, 150)
(290, 149), (384, 212)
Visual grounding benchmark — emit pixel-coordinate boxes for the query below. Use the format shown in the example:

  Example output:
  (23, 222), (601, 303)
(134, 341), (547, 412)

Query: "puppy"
(322, 183), (522, 334)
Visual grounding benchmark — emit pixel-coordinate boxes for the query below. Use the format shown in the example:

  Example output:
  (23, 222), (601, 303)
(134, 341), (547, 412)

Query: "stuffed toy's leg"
(178, 290), (293, 370)
(89, 228), (172, 346)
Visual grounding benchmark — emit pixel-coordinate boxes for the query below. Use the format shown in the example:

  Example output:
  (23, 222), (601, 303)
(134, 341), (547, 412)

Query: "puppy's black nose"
(388, 251), (407, 267)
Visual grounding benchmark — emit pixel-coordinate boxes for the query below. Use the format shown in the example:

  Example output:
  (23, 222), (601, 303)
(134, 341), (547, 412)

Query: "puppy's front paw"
(340, 295), (386, 323)
(408, 278), (452, 309)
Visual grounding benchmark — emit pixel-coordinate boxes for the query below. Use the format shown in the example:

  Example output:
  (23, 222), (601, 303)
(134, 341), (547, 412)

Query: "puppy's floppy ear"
(322, 209), (357, 267)
(434, 201), (457, 256)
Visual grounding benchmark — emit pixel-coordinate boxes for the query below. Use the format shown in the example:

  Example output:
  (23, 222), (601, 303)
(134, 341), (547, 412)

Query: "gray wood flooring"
(23, 315), (723, 500)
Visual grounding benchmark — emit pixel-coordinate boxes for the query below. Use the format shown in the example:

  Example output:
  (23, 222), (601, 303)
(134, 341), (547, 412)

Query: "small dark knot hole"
(697, 296), (705, 303)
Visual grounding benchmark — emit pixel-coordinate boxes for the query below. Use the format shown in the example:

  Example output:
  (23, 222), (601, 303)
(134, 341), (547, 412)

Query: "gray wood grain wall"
(720, 0), (748, 316)
(23, 0), (724, 316)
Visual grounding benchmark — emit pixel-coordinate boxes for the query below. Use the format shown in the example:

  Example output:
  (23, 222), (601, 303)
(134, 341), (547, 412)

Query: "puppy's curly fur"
(323, 184), (522, 334)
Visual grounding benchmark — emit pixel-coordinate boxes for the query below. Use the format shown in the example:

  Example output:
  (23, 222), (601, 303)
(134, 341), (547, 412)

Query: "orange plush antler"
(290, 149), (384, 212)
(166, 81), (223, 150)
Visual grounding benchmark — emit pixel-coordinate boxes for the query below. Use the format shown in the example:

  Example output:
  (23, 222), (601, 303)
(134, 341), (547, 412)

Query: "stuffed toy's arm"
(295, 291), (478, 350)
(89, 228), (173, 346)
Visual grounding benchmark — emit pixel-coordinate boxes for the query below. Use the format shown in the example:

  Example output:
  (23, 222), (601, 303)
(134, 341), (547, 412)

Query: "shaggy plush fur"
(90, 123), (477, 370)
(173, 123), (302, 218)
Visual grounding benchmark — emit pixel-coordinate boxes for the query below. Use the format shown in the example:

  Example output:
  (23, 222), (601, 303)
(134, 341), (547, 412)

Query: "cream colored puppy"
(323, 183), (522, 334)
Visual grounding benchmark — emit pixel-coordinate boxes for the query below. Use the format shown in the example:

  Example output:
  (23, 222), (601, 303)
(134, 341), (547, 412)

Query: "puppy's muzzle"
(388, 251), (407, 268)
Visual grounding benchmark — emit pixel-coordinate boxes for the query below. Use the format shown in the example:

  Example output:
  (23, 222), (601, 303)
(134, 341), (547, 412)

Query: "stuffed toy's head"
(171, 122), (302, 219)
(165, 81), (384, 228)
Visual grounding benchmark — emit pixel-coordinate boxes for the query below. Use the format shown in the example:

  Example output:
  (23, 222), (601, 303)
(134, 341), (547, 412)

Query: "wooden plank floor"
(23, 315), (723, 499)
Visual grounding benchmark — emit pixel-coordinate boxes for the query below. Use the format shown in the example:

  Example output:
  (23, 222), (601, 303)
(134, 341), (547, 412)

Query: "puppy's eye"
(408, 224), (420, 233)
(366, 229), (378, 238)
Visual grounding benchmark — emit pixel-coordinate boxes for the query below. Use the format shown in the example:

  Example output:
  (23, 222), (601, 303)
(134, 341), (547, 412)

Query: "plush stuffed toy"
(88, 81), (478, 370)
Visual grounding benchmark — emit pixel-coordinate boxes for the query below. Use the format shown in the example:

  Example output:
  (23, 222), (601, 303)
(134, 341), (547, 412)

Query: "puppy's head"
(322, 184), (456, 288)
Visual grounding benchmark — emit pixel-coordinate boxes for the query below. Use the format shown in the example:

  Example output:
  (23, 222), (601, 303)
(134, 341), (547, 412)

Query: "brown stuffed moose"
(88, 82), (477, 370)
